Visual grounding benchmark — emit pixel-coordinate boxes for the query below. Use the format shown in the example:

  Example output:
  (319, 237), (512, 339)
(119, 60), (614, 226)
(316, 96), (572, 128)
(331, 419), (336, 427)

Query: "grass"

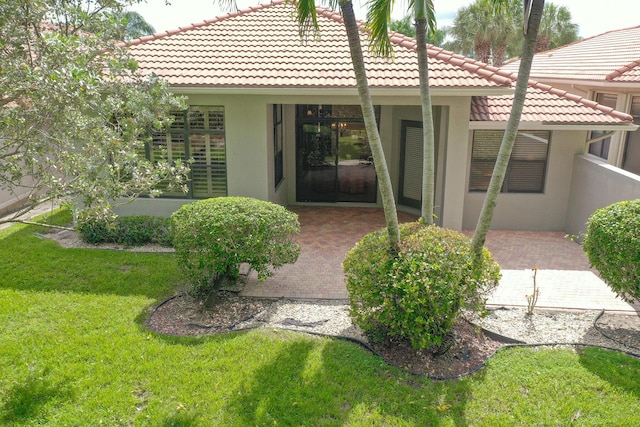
(1, 210), (640, 426)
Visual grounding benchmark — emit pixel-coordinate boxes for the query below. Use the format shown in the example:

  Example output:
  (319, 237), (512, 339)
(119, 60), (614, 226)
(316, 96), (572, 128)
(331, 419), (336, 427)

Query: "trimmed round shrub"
(583, 199), (640, 303)
(172, 197), (300, 299)
(343, 222), (501, 350)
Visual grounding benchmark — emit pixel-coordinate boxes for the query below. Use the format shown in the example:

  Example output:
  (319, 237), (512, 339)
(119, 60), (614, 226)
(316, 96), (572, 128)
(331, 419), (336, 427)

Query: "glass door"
(296, 105), (378, 203)
(336, 121), (376, 203)
(296, 120), (337, 202)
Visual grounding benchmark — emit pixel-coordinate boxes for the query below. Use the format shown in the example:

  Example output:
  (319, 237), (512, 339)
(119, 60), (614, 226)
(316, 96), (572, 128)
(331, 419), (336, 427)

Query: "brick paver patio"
(242, 207), (640, 313)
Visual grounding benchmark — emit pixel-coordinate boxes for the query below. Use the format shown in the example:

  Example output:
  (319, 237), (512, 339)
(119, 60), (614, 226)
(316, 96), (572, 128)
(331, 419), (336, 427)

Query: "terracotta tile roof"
(124, 1), (634, 127)
(471, 81), (635, 125)
(501, 26), (640, 83)
(125, 0), (513, 89)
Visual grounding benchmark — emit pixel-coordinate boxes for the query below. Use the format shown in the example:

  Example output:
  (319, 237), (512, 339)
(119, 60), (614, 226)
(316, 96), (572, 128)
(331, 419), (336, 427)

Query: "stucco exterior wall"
(439, 98), (472, 230)
(565, 154), (640, 238)
(462, 129), (587, 231)
(0, 188), (31, 215)
(0, 177), (35, 216)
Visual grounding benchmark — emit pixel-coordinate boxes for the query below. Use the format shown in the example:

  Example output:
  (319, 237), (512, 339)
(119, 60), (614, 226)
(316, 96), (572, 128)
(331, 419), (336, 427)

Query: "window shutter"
(470, 130), (549, 193)
(402, 126), (423, 201)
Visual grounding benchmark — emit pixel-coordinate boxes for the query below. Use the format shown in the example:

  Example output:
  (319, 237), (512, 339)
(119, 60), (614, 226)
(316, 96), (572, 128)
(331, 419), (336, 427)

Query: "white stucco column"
(441, 97), (472, 230)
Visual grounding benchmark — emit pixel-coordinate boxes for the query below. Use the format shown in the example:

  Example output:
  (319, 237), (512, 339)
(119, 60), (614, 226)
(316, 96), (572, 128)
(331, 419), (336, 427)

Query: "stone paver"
(242, 207), (640, 313)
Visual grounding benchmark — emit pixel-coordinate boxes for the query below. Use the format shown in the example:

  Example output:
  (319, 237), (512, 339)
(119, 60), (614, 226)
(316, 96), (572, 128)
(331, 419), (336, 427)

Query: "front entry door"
(296, 114), (377, 203)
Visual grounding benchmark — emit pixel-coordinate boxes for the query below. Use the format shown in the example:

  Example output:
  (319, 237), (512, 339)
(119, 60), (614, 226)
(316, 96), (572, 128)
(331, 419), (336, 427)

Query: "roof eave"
(469, 121), (639, 131)
(170, 86), (514, 97)
(526, 76), (640, 89)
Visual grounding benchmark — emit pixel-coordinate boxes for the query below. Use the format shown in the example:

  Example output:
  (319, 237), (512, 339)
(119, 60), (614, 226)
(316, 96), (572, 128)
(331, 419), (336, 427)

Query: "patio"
(242, 206), (640, 313)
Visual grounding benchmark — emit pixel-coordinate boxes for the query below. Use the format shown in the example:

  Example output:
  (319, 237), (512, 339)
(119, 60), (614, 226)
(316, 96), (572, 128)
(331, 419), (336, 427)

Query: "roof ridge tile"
(607, 59), (640, 81)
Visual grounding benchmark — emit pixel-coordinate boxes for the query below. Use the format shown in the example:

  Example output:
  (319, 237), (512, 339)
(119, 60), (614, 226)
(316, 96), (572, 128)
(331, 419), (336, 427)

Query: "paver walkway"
(242, 207), (640, 313)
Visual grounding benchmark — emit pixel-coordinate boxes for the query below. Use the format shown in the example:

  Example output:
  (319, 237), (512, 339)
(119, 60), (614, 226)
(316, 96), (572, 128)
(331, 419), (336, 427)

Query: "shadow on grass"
(0, 211), (180, 300)
(0, 369), (74, 425)
(578, 347), (640, 398)
(151, 328), (251, 348)
(161, 412), (200, 426)
(225, 333), (475, 425)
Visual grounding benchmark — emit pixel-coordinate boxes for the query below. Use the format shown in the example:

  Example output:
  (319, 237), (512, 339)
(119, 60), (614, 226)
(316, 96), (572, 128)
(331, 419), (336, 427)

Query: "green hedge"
(583, 199), (640, 302)
(171, 197), (300, 299)
(77, 215), (173, 247)
(344, 222), (500, 350)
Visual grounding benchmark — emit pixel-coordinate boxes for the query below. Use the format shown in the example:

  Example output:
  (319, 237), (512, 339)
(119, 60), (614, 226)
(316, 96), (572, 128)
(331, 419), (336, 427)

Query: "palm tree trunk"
(470, 0), (545, 261)
(493, 43), (507, 67)
(415, 15), (435, 224)
(340, 0), (400, 248)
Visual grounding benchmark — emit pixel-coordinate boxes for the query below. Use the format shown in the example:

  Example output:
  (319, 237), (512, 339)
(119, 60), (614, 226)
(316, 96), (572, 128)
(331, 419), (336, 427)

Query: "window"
(622, 96), (640, 175)
(148, 106), (227, 198)
(273, 104), (284, 187)
(469, 130), (550, 193)
(588, 93), (617, 159)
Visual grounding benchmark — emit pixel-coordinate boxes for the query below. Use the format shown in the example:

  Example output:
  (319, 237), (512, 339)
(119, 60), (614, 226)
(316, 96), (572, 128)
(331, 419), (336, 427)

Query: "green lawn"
(1, 211), (640, 426)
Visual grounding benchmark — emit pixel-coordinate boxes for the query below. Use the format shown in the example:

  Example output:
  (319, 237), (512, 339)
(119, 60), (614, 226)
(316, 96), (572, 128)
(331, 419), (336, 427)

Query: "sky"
(130, 0), (639, 39)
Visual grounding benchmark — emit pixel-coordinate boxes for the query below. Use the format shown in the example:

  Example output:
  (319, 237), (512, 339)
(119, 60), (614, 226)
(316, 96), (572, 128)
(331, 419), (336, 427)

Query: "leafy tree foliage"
(0, 0), (188, 225)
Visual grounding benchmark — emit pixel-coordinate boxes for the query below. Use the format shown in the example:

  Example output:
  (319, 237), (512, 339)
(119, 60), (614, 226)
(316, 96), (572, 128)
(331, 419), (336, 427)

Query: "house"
(502, 26), (640, 235)
(502, 25), (640, 174)
(117, 0), (636, 235)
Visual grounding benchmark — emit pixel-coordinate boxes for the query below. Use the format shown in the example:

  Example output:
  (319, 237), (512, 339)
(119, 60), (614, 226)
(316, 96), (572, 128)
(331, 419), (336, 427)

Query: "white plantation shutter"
(149, 106), (227, 198)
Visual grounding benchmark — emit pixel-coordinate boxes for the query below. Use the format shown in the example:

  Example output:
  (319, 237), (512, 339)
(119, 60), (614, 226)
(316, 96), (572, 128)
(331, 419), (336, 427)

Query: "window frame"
(469, 129), (551, 194)
(622, 96), (640, 174)
(148, 106), (227, 199)
(588, 93), (617, 160)
(273, 104), (284, 188)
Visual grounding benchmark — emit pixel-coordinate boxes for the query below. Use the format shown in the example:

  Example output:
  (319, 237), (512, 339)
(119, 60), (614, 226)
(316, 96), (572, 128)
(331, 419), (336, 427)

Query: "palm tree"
(446, 0), (576, 65)
(294, 0), (401, 248)
(536, 3), (578, 51)
(414, 0), (437, 224)
(445, 1), (495, 63)
(367, 0), (438, 225)
(470, 0), (546, 260)
(119, 11), (155, 41)
(390, 15), (445, 46)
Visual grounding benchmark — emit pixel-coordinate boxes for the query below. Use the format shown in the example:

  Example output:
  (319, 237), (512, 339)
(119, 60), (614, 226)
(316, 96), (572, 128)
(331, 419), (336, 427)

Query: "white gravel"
(235, 300), (368, 343)
(235, 300), (640, 356)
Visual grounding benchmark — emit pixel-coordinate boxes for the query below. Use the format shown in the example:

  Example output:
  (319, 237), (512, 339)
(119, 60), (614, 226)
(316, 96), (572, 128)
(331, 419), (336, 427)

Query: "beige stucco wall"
(462, 129), (587, 231)
(565, 154), (640, 239)
(0, 177), (35, 216)
(0, 188), (31, 215)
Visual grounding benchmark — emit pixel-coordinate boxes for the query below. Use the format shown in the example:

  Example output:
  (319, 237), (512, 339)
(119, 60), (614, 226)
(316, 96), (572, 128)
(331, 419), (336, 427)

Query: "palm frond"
(409, 0), (437, 39)
(288, 0), (320, 41)
(365, 0), (394, 57)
